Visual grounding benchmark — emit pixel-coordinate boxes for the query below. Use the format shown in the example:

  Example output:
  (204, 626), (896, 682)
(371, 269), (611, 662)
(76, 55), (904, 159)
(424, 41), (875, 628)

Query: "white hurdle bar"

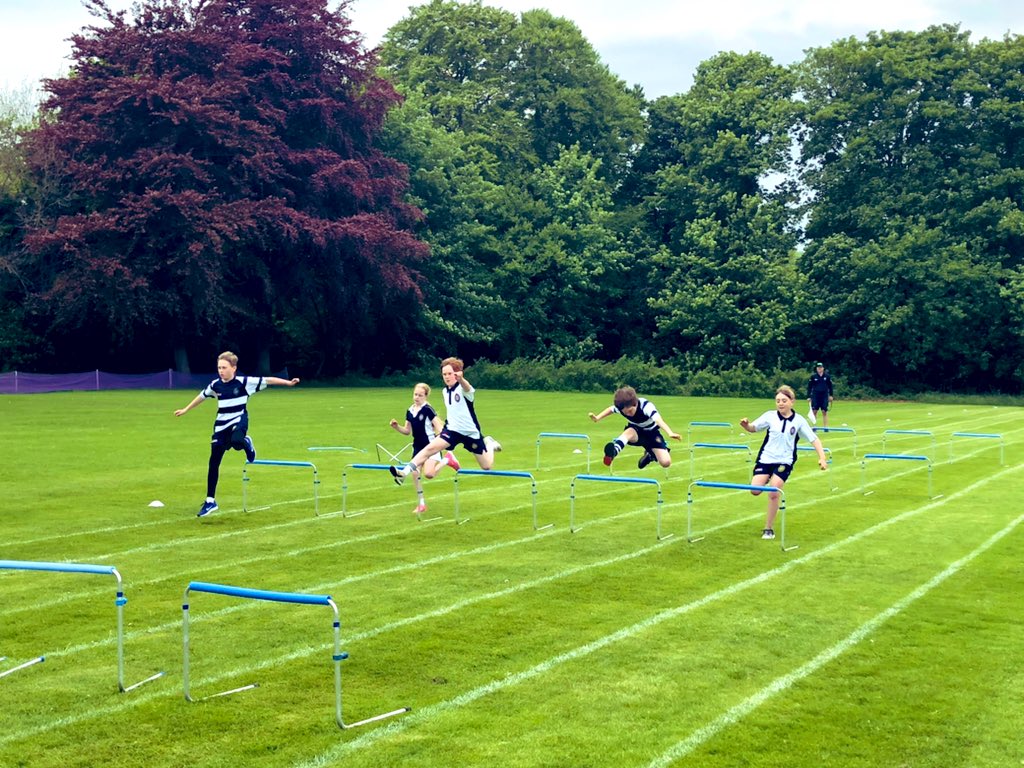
(949, 432), (1004, 465)
(860, 453), (939, 499)
(535, 432), (591, 472)
(686, 481), (795, 552)
(688, 442), (753, 480)
(0, 560), (163, 691)
(182, 581), (409, 729)
(242, 459), (320, 516)
(569, 474), (670, 540)
(454, 469), (549, 530)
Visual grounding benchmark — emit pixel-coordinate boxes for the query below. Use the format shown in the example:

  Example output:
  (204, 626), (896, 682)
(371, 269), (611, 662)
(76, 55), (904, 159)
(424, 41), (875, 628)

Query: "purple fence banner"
(1, 369), (217, 394)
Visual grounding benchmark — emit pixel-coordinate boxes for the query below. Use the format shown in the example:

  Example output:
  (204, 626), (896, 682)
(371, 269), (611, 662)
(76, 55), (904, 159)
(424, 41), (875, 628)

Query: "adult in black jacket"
(807, 362), (834, 426)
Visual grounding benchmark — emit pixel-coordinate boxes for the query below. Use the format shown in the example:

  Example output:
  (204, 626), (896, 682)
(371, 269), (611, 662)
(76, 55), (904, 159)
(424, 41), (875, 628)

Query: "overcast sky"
(2, 0), (1022, 99)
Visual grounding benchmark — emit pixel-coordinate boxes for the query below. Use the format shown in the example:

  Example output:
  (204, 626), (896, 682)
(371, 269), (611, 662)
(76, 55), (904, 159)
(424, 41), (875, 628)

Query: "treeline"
(0, 0), (1021, 393)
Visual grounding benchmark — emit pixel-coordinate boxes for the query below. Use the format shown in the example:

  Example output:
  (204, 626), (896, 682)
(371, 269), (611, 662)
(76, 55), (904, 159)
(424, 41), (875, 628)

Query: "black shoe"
(389, 465), (405, 486)
(603, 442), (617, 466)
(243, 436), (256, 463)
(638, 450), (655, 470)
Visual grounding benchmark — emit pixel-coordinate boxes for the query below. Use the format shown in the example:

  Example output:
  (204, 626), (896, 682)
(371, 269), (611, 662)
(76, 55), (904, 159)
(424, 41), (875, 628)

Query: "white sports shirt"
(750, 410), (817, 465)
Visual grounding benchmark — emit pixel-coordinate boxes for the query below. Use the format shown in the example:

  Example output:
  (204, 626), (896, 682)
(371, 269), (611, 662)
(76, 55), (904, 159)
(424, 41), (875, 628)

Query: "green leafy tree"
(796, 26), (1024, 390)
(632, 52), (800, 373)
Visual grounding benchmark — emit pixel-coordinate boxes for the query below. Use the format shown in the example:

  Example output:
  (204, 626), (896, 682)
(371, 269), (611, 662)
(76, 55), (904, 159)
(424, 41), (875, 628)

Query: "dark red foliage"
(20, 0), (427, 368)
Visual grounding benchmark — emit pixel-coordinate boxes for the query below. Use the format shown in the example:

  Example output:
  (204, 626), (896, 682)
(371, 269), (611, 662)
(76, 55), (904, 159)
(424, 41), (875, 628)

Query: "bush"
(471, 356), (684, 395)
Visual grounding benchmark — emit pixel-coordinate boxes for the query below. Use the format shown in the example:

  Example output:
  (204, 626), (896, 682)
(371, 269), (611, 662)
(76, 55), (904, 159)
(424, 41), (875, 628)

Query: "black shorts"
(753, 462), (793, 482)
(439, 428), (487, 455)
(629, 430), (670, 453)
(811, 394), (829, 411)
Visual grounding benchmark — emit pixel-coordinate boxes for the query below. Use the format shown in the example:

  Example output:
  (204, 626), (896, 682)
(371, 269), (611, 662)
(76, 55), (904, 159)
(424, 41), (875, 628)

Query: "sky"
(2, 0), (1023, 100)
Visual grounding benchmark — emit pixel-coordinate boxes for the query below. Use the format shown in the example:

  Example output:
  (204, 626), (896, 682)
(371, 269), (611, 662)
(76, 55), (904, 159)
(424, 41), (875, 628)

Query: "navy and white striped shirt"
(200, 376), (266, 434)
(613, 398), (661, 435)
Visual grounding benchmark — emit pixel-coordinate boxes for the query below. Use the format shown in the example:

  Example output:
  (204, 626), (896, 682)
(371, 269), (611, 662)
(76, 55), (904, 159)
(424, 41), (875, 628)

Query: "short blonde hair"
(218, 351), (238, 367)
(414, 382), (431, 396)
(776, 385), (796, 401)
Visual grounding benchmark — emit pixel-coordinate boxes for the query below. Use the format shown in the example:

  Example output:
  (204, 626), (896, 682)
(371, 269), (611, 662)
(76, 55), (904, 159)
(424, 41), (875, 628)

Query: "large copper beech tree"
(20, 0), (427, 374)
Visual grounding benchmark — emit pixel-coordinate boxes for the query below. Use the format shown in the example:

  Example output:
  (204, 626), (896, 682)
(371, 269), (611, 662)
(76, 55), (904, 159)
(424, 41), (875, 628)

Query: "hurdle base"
(121, 670), (165, 693)
(780, 543), (799, 553)
(188, 682), (260, 702)
(0, 655), (45, 679)
(534, 521), (554, 532)
(339, 705), (411, 730)
(415, 512), (445, 524)
(657, 532), (675, 542)
(686, 534), (706, 544)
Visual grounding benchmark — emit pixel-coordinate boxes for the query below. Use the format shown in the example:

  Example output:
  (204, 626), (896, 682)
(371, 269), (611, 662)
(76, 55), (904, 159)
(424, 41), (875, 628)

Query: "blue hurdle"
(688, 442), (752, 480)
(535, 432), (591, 472)
(813, 426), (858, 456)
(0, 560), (163, 691)
(569, 474), (670, 540)
(882, 429), (937, 461)
(242, 459), (320, 516)
(454, 469), (549, 530)
(860, 453), (938, 498)
(686, 482), (795, 552)
(950, 432), (1005, 465)
(341, 463), (444, 522)
(686, 421), (734, 446)
(182, 581), (409, 729)
(797, 445), (836, 491)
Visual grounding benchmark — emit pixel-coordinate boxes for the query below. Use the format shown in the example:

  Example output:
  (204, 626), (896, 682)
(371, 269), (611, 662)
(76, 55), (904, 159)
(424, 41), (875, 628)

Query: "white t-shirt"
(750, 410), (816, 465)
(442, 383), (482, 438)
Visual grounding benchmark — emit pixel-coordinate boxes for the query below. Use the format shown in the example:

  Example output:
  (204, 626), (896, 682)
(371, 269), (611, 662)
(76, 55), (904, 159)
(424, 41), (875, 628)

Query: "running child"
(589, 386), (681, 469)
(389, 357), (501, 485)
(389, 382), (460, 514)
(740, 384), (829, 540)
(174, 351), (300, 517)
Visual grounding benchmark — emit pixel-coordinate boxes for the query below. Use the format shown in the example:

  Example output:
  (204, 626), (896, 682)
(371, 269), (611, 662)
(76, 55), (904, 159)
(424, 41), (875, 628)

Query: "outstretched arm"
(739, 417), (756, 433)
(265, 376), (300, 387)
(174, 394), (204, 417)
(811, 437), (829, 470)
(390, 418), (412, 436)
(588, 407), (614, 423)
(655, 414), (682, 441)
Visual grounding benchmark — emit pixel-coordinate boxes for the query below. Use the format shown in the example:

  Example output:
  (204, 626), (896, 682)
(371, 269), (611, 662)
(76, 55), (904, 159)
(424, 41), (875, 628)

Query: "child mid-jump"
(389, 357), (501, 485)
(175, 351), (300, 517)
(388, 382), (460, 514)
(589, 386), (681, 469)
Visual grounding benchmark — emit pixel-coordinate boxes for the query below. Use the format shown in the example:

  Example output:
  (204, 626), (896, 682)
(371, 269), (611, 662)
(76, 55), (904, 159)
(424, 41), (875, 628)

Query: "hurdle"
(688, 442), (752, 480)
(376, 442), (412, 464)
(454, 469), (549, 530)
(0, 560), (163, 691)
(686, 421), (734, 446)
(182, 581), (409, 729)
(813, 426), (858, 456)
(569, 474), (670, 540)
(535, 432), (591, 472)
(798, 445), (836, 491)
(860, 453), (938, 498)
(882, 429), (937, 461)
(242, 459), (320, 516)
(686, 482), (795, 552)
(308, 446), (366, 454)
(949, 432), (1005, 465)
(341, 463), (444, 522)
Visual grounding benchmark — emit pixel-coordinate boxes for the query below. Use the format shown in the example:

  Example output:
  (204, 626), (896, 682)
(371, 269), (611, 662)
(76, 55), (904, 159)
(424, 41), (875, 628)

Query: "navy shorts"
(753, 461), (793, 482)
(629, 430), (670, 453)
(439, 428), (487, 455)
(811, 394), (829, 411)
(211, 415), (248, 450)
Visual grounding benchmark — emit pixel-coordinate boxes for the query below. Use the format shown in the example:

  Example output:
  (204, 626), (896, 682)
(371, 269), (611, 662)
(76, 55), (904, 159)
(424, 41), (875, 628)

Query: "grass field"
(1, 387), (1022, 768)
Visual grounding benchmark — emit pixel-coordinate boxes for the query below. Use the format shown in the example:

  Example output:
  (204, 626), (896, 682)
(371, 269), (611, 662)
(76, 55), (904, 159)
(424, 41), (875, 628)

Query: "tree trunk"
(174, 346), (191, 373)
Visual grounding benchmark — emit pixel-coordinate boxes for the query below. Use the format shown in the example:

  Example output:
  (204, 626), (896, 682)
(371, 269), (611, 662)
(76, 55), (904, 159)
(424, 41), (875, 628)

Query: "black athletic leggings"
(206, 425), (248, 497)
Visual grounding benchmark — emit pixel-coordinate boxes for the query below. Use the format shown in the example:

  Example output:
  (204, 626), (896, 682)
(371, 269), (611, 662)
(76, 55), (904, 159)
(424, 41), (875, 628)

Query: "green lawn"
(1, 388), (1022, 767)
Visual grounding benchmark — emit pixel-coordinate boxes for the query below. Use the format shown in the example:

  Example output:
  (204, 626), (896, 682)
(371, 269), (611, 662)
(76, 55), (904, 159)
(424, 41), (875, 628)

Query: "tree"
(796, 26), (1024, 390)
(18, 0), (427, 373)
(630, 52), (801, 373)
